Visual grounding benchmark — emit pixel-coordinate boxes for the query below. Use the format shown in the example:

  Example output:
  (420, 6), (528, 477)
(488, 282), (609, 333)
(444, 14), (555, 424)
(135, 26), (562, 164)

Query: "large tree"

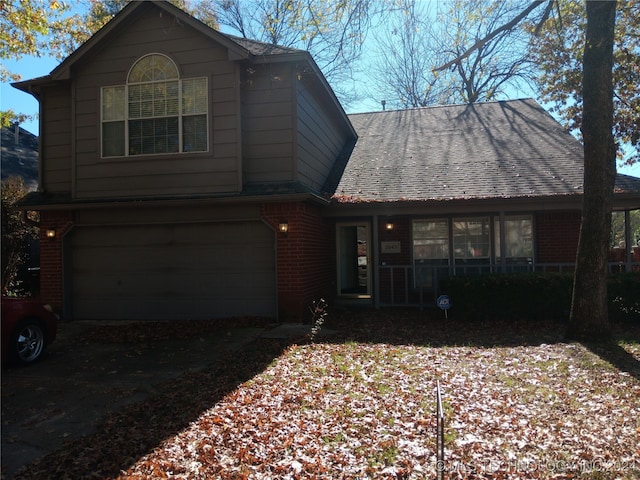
(436, 1), (620, 342)
(528, 0), (639, 167)
(567, 1), (617, 342)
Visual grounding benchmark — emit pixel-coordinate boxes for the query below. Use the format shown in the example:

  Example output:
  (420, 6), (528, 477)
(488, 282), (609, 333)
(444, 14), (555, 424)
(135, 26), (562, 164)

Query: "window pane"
(182, 78), (208, 115)
(129, 118), (178, 155)
(413, 220), (449, 259)
(128, 85), (141, 118)
(183, 115), (207, 152)
(453, 217), (490, 260)
(495, 215), (533, 261)
(102, 86), (124, 121)
(506, 216), (533, 258)
(102, 121), (125, 157)
(141, 100), (154, 117)
(129, 81), (178, 120)
(128, 54), (178, 83)
(154, 99), (166, 117)
(413, 219), (449, 288)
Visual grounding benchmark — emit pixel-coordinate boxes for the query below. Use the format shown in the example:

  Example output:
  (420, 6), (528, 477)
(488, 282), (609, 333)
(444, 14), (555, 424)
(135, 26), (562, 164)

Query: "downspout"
(19, 84), (44, 192)
(624, 210), (632, 272)
(373, 215), (380, 309)
(499, 212), (506, 273)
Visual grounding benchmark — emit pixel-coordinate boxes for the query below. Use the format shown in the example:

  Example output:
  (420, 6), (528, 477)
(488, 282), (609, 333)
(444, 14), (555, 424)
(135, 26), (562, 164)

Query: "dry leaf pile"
(122, 342), (640, 479)
(14, 315), (640, 479)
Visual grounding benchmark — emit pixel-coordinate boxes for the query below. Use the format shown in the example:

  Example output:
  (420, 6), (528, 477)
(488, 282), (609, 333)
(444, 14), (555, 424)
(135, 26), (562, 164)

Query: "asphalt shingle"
(336, 99), (588, 202)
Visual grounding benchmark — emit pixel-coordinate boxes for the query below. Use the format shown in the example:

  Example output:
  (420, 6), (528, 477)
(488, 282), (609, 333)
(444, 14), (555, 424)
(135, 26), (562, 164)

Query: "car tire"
(10, 319), (47, 365)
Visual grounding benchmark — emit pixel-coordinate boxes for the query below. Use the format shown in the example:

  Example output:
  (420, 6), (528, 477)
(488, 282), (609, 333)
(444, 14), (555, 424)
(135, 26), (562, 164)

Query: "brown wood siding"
(41, 85), (72, 192)
(296, 80), (348, 192)
(74, 203), (262, 226)
(241, 63), (295, 184)
(70, 2), (241, 199)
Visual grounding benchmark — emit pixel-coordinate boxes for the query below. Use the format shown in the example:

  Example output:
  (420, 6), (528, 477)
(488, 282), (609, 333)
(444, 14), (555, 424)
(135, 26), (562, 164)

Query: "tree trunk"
(567, 1), (617, 342)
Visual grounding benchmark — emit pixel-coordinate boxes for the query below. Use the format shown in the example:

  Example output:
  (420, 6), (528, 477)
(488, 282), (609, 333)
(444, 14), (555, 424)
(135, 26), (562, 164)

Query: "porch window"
(453, 217), (491, 274)
(413, 219), (449, 288)
(101, 54), (208, 157)
(413, 215), (534, 287)
(494, 215), (533, 268)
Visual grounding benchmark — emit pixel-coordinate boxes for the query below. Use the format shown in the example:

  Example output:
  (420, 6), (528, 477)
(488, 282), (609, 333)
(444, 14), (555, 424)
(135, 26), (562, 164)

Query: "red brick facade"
(38, 210), (73, 312)
(31, 206), (630, 320)
(535, 211), (582, 264)
(262, 202), (333, 321)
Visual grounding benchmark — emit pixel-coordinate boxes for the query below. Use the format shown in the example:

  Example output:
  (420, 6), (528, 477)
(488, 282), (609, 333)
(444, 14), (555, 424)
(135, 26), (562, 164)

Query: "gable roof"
(12, 0), (352, 135)
(335, 99), (587, 203)
(44, 1), (311, 81)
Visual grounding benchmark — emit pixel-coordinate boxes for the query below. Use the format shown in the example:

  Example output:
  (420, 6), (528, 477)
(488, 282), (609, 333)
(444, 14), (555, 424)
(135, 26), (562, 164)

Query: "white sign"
(381, 241), (401, 253)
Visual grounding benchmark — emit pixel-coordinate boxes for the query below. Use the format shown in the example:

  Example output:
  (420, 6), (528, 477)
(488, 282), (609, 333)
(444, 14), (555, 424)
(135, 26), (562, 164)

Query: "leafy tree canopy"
(528, 0), (639, 167)
(1, 176), (38, 295)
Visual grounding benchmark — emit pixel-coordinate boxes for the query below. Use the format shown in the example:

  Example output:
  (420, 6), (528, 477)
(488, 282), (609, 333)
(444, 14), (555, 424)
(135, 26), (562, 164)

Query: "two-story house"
(14, 1), (640, 321)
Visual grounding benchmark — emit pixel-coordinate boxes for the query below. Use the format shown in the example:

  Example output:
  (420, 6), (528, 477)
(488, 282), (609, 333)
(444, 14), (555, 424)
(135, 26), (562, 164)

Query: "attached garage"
(66, 221), (277, 320)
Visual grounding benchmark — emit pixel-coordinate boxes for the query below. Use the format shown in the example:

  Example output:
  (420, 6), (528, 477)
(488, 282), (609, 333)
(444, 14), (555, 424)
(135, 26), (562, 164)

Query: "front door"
(336, 223), (371, 297)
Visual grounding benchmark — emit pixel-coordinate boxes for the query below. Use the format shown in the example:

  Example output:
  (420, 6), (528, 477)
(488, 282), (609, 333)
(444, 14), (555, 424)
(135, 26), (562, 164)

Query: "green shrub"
(439, 272), (640, 323)
(608, 273), (640, 323)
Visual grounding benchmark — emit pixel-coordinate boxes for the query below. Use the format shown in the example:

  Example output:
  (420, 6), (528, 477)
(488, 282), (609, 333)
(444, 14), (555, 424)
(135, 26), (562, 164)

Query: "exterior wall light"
(385, 222), (394, 231)
(278, 221), (289, 234)
(46, 229), (56, 238)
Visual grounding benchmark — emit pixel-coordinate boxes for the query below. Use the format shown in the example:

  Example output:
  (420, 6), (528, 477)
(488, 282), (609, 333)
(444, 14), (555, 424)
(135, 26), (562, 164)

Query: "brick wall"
(39, 210), (73, 315)
(262, 202), (333, 321)
(535, 211), (582, 264)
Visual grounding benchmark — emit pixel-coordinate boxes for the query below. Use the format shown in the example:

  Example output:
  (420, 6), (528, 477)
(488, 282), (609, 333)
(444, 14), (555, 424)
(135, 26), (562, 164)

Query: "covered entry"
(336, 222), (371, 297)
(66, 221), (276, 320)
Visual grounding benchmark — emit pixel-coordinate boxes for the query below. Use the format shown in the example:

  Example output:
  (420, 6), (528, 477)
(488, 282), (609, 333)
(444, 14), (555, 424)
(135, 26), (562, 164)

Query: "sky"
(1, 7), (639, 179)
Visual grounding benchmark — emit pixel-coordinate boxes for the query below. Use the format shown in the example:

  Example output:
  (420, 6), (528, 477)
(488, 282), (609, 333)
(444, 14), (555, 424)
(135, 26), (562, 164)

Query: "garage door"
(68, 222), (276, 320)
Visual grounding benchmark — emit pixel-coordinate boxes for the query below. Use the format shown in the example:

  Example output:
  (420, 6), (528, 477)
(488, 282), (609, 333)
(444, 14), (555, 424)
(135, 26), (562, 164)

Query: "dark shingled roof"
(225, 34), (305, 57)
(336, 99), (590, 202)
(1, 125), (39, 190)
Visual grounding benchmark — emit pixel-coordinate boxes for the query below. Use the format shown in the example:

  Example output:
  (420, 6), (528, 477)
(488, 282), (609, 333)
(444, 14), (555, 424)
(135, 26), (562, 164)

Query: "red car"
(1, 298), (58, 365)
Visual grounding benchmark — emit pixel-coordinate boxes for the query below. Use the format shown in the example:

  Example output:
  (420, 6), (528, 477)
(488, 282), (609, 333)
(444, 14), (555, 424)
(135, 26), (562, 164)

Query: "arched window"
(101, 54), (208, 157)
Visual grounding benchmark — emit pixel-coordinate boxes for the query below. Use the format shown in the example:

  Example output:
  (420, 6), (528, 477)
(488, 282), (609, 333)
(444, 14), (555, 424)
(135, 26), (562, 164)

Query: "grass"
(13, 310), (640, 480)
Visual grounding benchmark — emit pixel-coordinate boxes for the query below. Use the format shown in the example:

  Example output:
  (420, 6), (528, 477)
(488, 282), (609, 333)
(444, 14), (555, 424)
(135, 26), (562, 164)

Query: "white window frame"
(494, 214), (534, 264)
(100, 54), (209, 158)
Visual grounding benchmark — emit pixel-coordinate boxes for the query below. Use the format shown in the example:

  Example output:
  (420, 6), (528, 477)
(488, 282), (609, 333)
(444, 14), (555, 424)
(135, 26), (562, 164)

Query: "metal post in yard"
(436, 379), (445, 480)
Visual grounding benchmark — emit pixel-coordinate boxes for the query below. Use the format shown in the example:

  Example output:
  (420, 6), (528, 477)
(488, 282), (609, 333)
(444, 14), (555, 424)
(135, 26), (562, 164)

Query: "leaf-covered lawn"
(15, 314), (640, 479)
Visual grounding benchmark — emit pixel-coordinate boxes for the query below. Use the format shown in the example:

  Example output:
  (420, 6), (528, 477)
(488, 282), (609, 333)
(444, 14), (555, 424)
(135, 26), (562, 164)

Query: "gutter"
(14, 191), (331, 212)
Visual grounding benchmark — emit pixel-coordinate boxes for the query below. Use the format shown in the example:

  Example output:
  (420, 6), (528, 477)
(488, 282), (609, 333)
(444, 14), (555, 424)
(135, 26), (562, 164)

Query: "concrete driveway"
(1, 319), (268, 479)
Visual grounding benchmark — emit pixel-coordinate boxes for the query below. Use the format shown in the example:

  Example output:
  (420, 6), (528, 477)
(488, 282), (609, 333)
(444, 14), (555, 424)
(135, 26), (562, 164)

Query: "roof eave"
(325, 193), (588, 216)
(11, 75), (58, 99)
(15, 191), (330, 212)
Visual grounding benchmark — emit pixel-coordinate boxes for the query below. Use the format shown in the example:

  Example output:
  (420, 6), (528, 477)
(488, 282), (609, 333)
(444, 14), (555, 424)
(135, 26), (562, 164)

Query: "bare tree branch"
(434, 0), (546, 72)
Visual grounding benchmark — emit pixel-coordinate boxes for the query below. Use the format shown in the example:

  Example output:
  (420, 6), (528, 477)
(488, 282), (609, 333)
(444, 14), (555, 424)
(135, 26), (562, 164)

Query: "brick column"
(39, 210), (73, 315)
(535, 211), (582, 264)
(262, 202), (332, 321)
